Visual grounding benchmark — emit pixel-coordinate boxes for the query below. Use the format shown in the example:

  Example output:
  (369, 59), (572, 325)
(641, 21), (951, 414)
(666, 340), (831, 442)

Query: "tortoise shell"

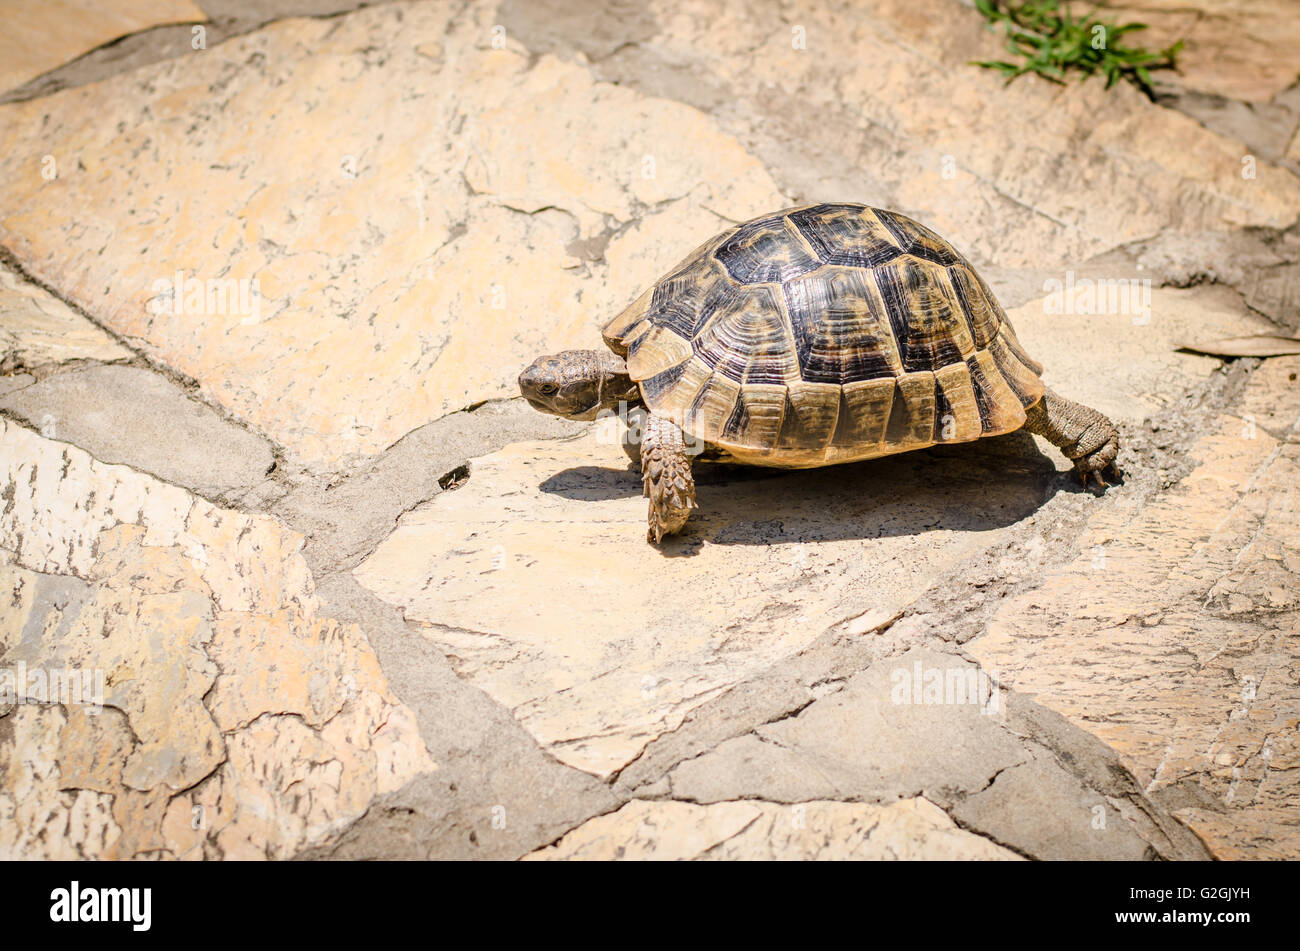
(602, 202), (1044, 468)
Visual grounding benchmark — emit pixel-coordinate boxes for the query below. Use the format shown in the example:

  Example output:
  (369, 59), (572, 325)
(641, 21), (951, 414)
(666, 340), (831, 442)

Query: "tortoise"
(519, 203), (1120, 542)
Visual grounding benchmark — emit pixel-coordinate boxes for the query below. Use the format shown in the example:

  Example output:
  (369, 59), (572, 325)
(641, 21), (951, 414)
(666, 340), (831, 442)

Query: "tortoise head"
(518, 349), (640, 421)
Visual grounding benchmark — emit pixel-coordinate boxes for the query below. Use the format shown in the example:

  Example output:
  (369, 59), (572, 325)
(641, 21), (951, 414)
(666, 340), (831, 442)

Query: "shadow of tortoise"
(539, 431), (1095, 554)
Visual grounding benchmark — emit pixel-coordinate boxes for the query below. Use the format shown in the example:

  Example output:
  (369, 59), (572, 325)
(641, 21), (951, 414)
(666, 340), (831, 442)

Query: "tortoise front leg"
(640, 412), (697, 542)
(1022, 387), (1122, 488)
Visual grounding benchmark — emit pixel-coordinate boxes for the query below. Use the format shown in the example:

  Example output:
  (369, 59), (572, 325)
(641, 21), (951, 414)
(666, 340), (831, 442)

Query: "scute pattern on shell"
(603, 203), (1044, 467)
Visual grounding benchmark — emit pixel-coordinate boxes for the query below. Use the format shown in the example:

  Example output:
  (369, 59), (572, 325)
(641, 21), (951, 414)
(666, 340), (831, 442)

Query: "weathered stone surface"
(0, 419), (434, 859)
(0, 263), (129, 371)
(354, 431), (1051, 778)
(1152, 88), (1300, 166)
(0, 2), (413, 106)
(968, 357), (1300, 859)
(3, 0), (1297, 864)
(292, 573), (620, 861)
(668, 647), (1026, 804)
(0, 0), (205, 95)
(0, 1), (783, 469)
(950, 756), (1153, 861)
(1009, 284), (1279, 426)
(350, 280), (1280, 780)
(1131, 230), (1300, 332)
(523, 797), (1021, 860)
(0, 364), (275, 500)
(544, 0), (1300, 268)
(663, 646), (1203, 859)
(276, 398), (588, 575)
(1097, 0), (1300, 103)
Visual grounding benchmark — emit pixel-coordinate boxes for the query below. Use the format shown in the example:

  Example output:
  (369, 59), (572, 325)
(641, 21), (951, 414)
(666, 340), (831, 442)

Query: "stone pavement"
(0, 0), (1296, 860)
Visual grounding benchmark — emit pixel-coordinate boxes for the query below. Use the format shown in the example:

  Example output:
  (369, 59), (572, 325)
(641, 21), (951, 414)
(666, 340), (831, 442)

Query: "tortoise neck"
(595, 350), (642, 411)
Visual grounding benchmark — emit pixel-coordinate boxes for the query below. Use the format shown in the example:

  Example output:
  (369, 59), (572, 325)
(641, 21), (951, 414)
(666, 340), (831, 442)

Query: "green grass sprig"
(970, 0), (1184, 96)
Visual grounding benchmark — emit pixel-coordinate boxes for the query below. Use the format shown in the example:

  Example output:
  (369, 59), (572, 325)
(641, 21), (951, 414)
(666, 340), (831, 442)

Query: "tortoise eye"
(538, 383), (558, 396)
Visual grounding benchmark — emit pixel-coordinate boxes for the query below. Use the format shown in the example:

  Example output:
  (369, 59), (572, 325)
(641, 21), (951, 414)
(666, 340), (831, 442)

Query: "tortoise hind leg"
(641, 412), (697, 542)
(1022, 388), (1122, 489)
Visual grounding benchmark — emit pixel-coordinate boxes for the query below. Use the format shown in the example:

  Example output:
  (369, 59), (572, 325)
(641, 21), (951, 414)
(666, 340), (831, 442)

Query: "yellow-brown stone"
(0, 419), (435, 859)
(523, 797), (1022, 860)
(0, 2), (783, 469)
(0, 0), (205, 95)
(354, 426), (1041, 778)
(637, 0), (1300, 265)
(968, 357), (1300, 859)
(0, 263), (129, 369)
(1091, 0), (1300, 103)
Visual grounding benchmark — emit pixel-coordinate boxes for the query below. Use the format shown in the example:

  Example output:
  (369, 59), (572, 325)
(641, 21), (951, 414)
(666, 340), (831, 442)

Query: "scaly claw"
(1075, 458), (1122, 491)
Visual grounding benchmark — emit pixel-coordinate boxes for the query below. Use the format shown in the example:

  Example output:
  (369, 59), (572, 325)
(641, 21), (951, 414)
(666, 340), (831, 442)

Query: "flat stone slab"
(523, 797), (1021, 860)
(1010, 284), (1279, 426)
(666, 650), (1031, 803)
(355, 426), (1049, 778)
(968, 357), (1300, 859)
(950, 756), (1153, 861)
(0, 364), (275, 500)
(0, 262), (129, 371)
(0, 1), (781, 470)
(0, 0), (205, 95)
(565, 0), (1300, 267)
(3, 0), (1296, 474)
(663, 641), (1189, 858)
(0, 419), (434, 859)
(352, 284), (1274, 779)
(1103, 0), (1300, 103)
